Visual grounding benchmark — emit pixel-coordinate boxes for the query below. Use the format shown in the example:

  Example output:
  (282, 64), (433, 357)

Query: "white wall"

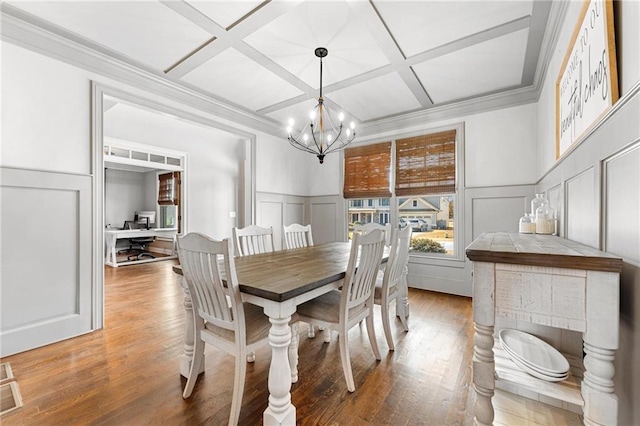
(1, 42), (90, 174)
(104, 168), (148, 228)
(252, 125), (351, 198)
(465, 103), (538, 187)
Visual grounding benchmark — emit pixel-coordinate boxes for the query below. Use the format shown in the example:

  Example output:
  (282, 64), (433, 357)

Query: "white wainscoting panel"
(284, 202), (305, 227)
(604, 141), (640, 263)
(0, 167), (93, 356)
(257, 200), (284, 251)
(256, 192), (308, 251)
(565, 168), (598, 248)
(546, 184), (563, 237)
(310, 201), (339, 245)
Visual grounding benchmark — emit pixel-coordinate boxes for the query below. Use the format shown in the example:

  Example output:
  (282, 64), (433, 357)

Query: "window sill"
(408, 253), (466, 268)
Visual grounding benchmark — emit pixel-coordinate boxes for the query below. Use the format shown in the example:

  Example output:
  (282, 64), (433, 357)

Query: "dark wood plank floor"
(1, 260), (475, 425)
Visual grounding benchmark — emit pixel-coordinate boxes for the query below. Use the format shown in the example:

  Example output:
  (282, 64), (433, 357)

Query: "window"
(344, 127), (461, 258)
(158, 171), (181, 231)
(343, 143), (391, 199)
(344, 142), (392, 238)
(158, 172), (180, 205)
(160, 205), (177, 228)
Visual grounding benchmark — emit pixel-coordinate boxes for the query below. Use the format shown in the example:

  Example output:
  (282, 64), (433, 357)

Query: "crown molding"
(531, 0), (571, 99)
(0, 3), (283, 137)
(358, 85), (539, 137)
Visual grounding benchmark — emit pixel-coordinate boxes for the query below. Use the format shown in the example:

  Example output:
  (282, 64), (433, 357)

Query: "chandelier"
(286, 47), (356, 164)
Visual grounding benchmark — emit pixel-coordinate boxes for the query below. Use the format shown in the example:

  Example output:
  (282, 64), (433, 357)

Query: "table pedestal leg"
(582, 342), (617, 426)
(264, 315), (296, 426)
(178, 276), (204, 378)
(396, 268), (410, 330)
(473, 323), (495, 426)
(105, 233), (118, 267)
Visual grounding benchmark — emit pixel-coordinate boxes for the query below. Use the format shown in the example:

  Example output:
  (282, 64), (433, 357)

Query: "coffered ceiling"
(3, 0), (556, 135)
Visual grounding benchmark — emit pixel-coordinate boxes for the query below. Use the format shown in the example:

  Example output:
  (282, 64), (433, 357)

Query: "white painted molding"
(358, 86), (539, 136)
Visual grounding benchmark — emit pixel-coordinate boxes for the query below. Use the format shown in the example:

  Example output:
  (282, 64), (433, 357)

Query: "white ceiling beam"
(406, 15), (531, 67)
(161, 0), (310, 94)
(261, 14), (532, 115)
(521, 0), (552, 86)
(347, 0), (433, 107)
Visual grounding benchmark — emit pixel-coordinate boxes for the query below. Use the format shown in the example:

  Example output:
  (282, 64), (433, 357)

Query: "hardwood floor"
(1, 260), (477, 425)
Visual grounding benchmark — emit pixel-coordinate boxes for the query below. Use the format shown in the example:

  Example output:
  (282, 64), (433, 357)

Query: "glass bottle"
(519, 213), (535, 234)
(531, 193), (548, 216)
(535, 204), (556, 235)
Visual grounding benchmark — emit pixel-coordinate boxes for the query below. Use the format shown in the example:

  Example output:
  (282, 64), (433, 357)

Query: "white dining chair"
(283, 223), (314, 249)
(296, 229), (385, 392)
(282, 223), (320, 338)
(233, 225), (275, 362)
(374, 225), (412, 350)
(354, 222), (392, 246)
(177, 232), (299, 426)
(232, 225), (274, 256)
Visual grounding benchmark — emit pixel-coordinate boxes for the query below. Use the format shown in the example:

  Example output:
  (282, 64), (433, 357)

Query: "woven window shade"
(395, 130), (456, 196)
(343, 142), (391, 199)
(158, 172), (180, 206)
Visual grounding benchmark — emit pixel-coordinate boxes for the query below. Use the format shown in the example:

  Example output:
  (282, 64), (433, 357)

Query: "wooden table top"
(465, 232), (623, 272)
(174, 242), (389, 302)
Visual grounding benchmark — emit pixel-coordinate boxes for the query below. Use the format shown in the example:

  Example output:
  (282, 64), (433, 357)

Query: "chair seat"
(374, 273), (398, 302)
(130, 237), (154, 244)
(297, 290), (342, 323)
(297, 288), (369, 327)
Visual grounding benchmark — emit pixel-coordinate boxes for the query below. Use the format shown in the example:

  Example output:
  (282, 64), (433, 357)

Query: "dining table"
(173, 241), (403, 425)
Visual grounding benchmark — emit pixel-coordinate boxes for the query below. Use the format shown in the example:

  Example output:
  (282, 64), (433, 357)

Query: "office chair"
(118, 221), (156, 261)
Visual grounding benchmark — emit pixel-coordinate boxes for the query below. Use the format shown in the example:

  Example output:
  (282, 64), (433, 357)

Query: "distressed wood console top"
(465, 232), (623, 273)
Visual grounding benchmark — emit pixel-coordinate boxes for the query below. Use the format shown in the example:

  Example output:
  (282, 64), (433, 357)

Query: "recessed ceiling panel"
(8, 2), (212, 70)
(244, 0), (389, 88)
(413, 29), (530, 104)
(374, 0), (533, 57)
(187, 1), (264, 29)
(327, 73), (422, 122)
(182, 48), (304, 111)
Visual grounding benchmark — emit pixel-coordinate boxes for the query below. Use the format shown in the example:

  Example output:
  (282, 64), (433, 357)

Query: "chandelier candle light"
(287, 47), (356, 164)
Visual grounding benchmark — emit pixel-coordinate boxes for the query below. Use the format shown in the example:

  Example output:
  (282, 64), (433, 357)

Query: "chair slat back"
(342, 229), (385, 312)
(354, 222), (392, 246)
(232, 225), (274, 256)
(383, 226), (412, 293)
(283, 223), (314, 249)
(177, 233), (245, 335)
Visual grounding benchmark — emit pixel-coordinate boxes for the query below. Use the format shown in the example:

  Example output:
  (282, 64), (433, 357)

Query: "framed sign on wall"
(556, 0), (618, 160)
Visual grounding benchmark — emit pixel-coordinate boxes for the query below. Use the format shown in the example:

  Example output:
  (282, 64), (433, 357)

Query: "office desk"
(173, 242), (395, 425)
(105, 228), (178, 267)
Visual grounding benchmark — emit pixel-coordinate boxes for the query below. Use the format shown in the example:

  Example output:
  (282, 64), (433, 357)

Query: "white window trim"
(345, 122), (465, 267)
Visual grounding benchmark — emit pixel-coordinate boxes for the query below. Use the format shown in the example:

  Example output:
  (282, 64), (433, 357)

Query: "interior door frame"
(91, 82), (256, 328)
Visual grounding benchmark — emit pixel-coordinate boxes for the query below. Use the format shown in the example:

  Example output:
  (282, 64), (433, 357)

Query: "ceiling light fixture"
(286, 47), (356, 164)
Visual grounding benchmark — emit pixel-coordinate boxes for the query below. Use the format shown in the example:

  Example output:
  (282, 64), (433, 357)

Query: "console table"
(466, 232), (623, 425)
